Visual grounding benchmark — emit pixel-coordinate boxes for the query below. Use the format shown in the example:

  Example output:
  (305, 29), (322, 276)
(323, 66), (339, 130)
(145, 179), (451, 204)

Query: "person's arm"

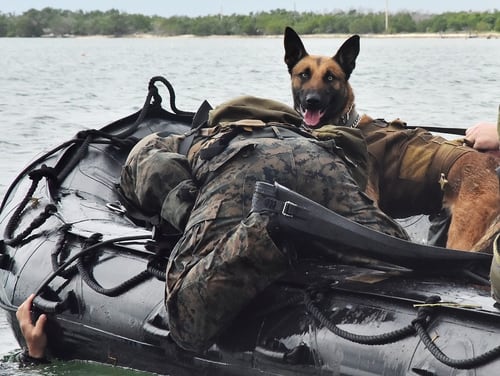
(15, 294), (49, 365)
(464, 122), (500, 151)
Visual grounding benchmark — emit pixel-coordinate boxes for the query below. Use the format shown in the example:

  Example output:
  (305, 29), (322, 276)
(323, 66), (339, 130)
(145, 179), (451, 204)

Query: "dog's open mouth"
(301, 108), (325, 128)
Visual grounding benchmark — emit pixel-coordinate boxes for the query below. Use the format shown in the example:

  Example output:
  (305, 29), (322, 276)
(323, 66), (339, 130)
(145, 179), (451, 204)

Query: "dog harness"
(359, 119), (474, 218)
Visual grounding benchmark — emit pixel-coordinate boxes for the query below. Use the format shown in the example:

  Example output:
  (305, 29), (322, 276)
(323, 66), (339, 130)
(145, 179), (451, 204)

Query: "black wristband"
(19, 348), (50, 366)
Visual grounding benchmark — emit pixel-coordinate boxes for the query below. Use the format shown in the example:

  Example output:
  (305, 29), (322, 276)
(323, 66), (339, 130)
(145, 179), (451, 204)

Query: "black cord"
(0, 139), (79, 213)
(33, 234), (152, 299)
(304, 291), (416, 345)
(414, 320), (500, 369)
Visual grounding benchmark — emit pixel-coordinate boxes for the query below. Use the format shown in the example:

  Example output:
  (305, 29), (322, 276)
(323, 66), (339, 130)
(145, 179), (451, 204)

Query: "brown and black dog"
(284, 26), (499, 252)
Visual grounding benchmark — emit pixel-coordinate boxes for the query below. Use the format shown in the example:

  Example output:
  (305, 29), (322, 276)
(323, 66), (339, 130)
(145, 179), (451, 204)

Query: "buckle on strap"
(251, 184), (300, 219)
(282, 200), (298, 217)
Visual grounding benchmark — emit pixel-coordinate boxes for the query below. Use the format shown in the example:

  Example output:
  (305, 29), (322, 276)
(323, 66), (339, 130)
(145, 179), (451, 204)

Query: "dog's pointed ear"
(333, 35), (360, 80)
(284, 27), (308, 74)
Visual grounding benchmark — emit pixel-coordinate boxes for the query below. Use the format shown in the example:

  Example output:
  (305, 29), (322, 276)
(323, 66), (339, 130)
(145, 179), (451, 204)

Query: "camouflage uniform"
(120, 133), (196, 231)
(120, 96), (409, 352)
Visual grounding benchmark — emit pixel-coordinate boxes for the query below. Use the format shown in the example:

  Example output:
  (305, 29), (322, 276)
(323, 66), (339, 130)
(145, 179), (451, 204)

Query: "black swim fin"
(251, 181), (491, 273)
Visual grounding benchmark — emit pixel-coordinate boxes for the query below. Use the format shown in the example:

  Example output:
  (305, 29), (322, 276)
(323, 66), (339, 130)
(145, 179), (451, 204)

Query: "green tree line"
(0, 7), (499, 37)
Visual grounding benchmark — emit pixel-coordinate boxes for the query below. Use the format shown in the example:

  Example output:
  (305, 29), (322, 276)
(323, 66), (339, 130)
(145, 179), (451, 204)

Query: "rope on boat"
(32, 234), (153, 301)
(33, 229), (169, 306)
(149, 76), (195, 117)
(305, 291), (500, 369)
(51, 224), (79, 279)
(304, 290), (416, 345)
(114, 75), (194, 140)
(2, 134), (134, 248)
(146, 259), (167, 281)
(78, 259), (152, 297)
(414, 318), (500, 369)
(4, 165), (58, 243)
(53, 130), (137, 186)
(4, 204), (58, 248)
(3, 131), (149, 249)
(73, 233), (153, 297)
(0, 140), (77, 213)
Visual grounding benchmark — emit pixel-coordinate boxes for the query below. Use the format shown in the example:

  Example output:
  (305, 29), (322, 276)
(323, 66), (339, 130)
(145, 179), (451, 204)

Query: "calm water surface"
(0, 36), (499, 375)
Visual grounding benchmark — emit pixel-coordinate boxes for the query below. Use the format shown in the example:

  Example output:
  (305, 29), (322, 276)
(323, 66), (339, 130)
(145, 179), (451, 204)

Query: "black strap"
(178, 100), (212, 156)
(405, 125), (466, 136)
(251, 181), (491, 273)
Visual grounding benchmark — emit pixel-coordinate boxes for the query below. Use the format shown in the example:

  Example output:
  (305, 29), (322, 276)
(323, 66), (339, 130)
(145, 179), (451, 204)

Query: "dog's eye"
(299, 72), (310, 80)
(325, 73), (335, 82)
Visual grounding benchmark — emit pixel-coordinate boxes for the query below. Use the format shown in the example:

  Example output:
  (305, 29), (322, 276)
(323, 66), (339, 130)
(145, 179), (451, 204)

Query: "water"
(0, 35), (499, 374)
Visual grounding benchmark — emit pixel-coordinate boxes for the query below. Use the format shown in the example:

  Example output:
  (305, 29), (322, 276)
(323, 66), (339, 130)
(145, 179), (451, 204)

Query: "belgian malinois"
(284, 26), (499, 252)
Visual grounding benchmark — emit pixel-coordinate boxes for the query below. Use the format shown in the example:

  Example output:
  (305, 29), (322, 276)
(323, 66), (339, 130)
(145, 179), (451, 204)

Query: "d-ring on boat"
(0, 76), (499, 375)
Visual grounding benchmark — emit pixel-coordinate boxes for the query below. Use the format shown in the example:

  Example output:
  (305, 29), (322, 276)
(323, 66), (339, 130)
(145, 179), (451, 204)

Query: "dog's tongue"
(303, 109), (322, 127)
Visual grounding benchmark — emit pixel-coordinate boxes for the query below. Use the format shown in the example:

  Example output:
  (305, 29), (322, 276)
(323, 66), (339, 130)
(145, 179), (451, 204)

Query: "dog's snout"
(305, 93), (321, 108)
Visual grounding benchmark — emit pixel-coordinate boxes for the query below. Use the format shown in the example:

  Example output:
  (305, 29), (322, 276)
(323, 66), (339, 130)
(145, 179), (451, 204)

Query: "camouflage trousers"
(165, 135), (408, 352)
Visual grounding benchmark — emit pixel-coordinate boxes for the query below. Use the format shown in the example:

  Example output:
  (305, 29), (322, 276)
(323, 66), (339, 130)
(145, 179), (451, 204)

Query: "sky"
(1, 1), (498, 16)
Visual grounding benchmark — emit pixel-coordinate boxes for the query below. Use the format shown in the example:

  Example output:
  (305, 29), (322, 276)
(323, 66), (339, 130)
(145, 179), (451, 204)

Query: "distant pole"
(385, 0), (389, 33)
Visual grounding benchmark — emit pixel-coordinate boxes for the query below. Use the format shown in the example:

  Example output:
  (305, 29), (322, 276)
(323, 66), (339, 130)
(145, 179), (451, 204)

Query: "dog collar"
(340, 105), (361, 128)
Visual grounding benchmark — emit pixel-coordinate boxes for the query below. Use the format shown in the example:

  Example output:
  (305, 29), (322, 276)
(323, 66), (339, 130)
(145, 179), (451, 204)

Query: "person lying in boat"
(120, 96), (410, 352)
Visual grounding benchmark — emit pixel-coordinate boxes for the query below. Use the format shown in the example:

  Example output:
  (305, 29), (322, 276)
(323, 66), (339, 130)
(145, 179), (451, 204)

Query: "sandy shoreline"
(43, 32), (500, 39)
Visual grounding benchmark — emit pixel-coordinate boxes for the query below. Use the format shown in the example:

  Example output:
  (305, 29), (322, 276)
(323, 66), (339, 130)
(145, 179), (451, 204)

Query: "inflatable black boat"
(1, 77), (499, 375)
